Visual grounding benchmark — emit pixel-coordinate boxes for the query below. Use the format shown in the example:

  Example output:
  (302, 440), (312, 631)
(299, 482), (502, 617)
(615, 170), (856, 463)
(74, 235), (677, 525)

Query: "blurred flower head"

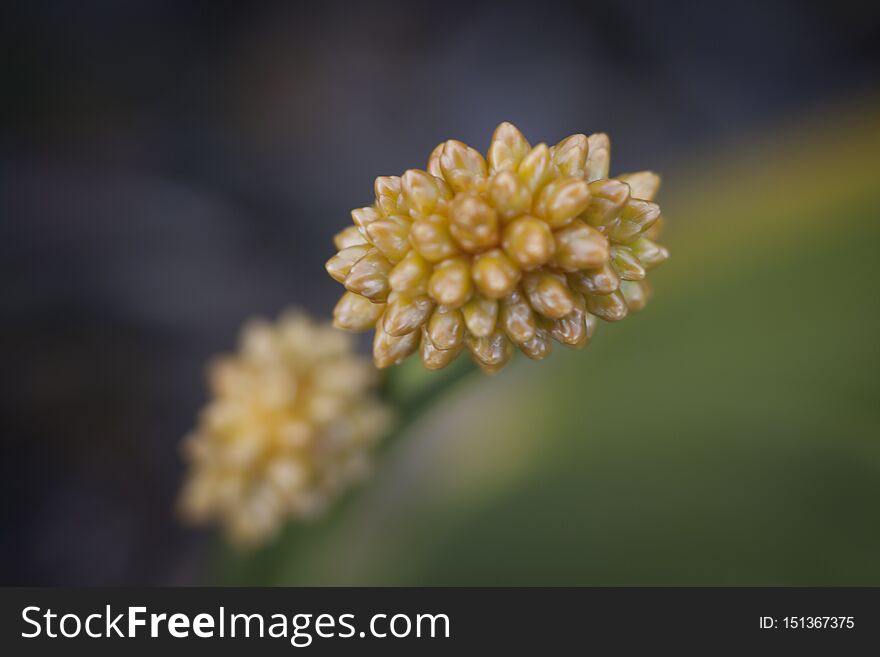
(327, 122), (668, 373)
(178, 311), (392, 548)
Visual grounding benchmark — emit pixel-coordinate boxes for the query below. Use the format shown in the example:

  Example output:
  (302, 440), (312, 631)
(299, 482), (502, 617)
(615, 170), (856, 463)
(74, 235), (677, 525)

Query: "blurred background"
(2, 0), (879, 585)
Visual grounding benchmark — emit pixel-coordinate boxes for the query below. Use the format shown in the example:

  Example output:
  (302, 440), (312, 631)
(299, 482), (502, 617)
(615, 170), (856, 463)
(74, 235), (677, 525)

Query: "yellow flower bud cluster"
(178, 311), (392, 547)
(328, 122), (669, 373)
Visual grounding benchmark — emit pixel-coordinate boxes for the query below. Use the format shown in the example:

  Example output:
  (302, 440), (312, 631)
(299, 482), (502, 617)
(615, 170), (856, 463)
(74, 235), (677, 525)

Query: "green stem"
(379, 355), (478, 443)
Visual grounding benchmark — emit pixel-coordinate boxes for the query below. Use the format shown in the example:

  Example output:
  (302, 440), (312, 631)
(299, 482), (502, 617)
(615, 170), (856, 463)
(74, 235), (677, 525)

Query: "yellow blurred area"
(219, 95), (880, 585)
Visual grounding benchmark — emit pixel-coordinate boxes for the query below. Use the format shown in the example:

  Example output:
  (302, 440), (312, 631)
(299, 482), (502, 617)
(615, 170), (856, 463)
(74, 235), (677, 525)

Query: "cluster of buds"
(327, 122), (668, 373)
(178, 311), (392, 547)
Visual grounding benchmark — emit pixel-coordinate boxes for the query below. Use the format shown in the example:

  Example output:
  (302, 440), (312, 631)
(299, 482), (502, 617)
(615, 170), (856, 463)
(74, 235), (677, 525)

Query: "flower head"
(328, 123), (669, 373)
(178, 311), (392, 547)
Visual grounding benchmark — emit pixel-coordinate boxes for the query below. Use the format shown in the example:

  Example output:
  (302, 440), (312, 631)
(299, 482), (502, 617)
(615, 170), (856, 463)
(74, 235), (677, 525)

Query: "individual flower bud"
(426, 143), (445, 178)
(333, 292), (385, 331)
(352, 206), (382, 233)
(326, 244), (371, 283)
(420, 326), (464, 370)
(334, 225), (368, 250)
(178, 311), (391, 547)
(462, 295), (498, 338)
(488, 121), (531, 172)
(388, 249), (432, 296)
(610, 245), (646, 281)
(585, 133), (610, 181)
(500, 288), (538, 344)
(631, 237), (669, 269)
(401, 169), (451, 218)
(568, 264), (620, 296)
(550, 295), (595, 348)
(488, 170), (532, 221)
(439, 139), (488, 192)
(605, 199), (661, 245)
(620, 280), (649, 312)
(375, 176), (404, 216)
(517, 143), (553, 192)
(522, 270), (576, 319)
(583, 179), (630, 228)
(366, 216), (411, 263)
(344, 249), (392, 302)
(533, 177), (592, 228)
(502, 215), (555, 270)
(519, 327), (552, 360)
(383, 293), (434, 336)
(327, 122), (668, 372)
(409, 214), (460, 262)
(552, 220), (609, 271)
(428, 306), (465, 350)
(428, 256), (473, 308)
(552, 133), (588, 178)
(466, 328), (514, 374)
(449, 192), (499, 252)
(587, 290), (628, 322)
(472, 248), (521, 299)
(373, 314), (420, 367)
(617, 171), (661, 201)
